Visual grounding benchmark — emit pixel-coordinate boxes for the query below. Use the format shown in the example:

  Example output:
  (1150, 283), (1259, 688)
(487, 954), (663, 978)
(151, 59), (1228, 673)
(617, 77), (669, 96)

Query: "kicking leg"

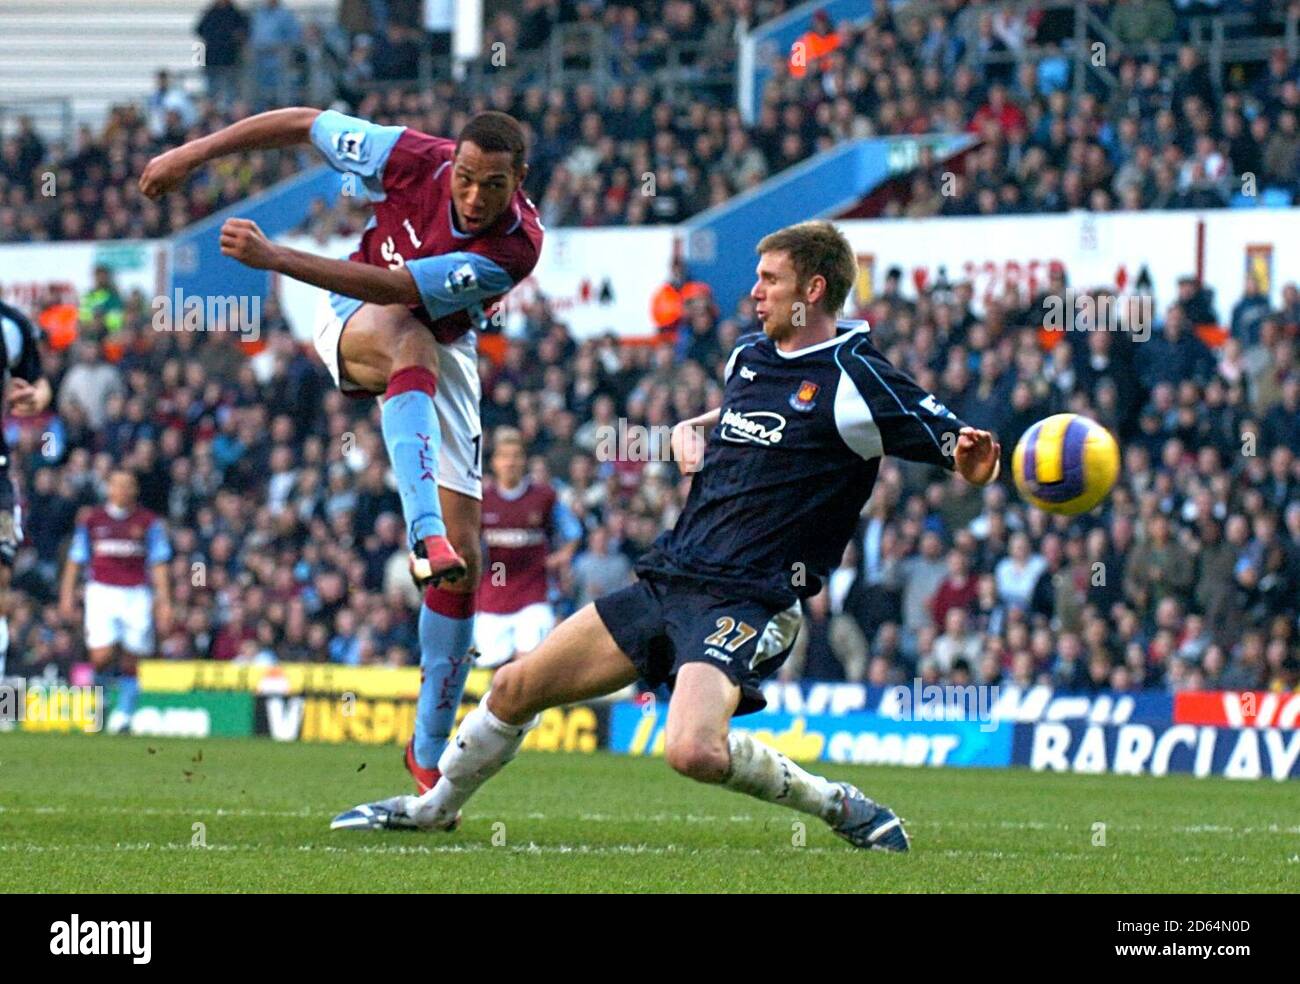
(409, 488), (481, 786)
(665, 662), (910, 852)
(339, 304), (464, 585)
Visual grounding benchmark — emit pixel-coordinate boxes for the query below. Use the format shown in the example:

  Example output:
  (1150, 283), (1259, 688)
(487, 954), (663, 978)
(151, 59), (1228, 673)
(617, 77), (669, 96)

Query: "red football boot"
(404, 737), (440, 795)
(409, 534), (467, 589)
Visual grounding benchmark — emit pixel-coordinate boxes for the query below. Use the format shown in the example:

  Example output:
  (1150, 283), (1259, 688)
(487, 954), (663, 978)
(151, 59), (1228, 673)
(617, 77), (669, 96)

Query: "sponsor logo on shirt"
(718, 408), (786, 446)
(334, 131), (366, 162)
(446, 262), (479, 295)
(920, 393), (957, 419)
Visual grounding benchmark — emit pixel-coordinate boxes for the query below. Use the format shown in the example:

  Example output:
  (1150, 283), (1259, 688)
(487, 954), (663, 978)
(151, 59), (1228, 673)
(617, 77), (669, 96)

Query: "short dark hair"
(457, 111), (527, 171)
(756, 220), (857, 315)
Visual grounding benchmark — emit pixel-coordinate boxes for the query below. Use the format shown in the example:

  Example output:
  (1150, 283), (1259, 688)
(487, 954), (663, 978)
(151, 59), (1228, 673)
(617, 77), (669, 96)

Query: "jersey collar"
(772, 320), (870, 359)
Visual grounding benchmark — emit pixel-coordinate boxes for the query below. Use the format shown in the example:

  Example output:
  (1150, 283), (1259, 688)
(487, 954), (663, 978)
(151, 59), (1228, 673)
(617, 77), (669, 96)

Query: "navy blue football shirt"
(635, 320), (969, 607)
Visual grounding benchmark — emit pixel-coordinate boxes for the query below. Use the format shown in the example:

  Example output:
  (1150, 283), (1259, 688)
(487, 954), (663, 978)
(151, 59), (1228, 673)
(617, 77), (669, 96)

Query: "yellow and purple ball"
(1012, 413), (1120, 516)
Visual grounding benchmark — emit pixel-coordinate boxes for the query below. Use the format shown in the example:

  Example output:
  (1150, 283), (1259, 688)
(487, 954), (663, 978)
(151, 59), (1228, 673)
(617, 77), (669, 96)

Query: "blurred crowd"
(7, 1), (1300, 244)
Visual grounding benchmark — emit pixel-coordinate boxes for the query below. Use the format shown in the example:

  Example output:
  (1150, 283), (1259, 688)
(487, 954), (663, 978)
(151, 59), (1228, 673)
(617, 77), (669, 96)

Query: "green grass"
(0, 731), (1296, 892)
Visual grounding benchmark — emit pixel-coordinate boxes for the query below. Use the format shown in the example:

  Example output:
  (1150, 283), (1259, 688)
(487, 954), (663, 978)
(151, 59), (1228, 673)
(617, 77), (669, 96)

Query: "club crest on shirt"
(788, 380), (819, 411)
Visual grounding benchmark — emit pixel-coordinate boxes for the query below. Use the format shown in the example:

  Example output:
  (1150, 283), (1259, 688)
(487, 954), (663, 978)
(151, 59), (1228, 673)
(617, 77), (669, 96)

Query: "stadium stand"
(4, 1), (1300, 242)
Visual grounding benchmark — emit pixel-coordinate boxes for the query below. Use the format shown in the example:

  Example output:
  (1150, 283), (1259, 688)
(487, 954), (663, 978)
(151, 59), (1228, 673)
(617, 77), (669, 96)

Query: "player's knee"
(665, 735), (730, 784)
(486, 662), (532, 725)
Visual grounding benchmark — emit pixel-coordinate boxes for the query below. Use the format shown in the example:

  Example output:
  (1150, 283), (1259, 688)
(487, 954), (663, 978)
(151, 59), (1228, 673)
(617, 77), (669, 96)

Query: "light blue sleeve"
(406, 251), (515, 323)
(146, 520), (172, 566)
(550, 499), (583, 546)
(309, 110), (406, 201)
(68, 525), (90, 565)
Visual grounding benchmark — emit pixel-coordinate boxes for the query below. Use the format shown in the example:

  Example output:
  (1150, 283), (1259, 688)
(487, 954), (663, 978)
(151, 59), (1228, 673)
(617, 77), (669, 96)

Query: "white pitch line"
(0, 841), (846, 857)
(2, 805), (1295, 836)
(0, 804), (757, 823)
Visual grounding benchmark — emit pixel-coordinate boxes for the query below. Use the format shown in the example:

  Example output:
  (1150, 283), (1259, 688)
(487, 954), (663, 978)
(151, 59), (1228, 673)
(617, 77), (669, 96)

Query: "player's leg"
(327, 300), (464, 584)
(410, 486), (481, 786)
(488, 603), (640, 723)
(109, 587), (156, 734)
(407, 331), (485, 784)
(664, 599), (910, 851)
(663, 660), (839, 809)
(0, 483), (18, 676)
(411, 603), (639, 826)
(83, 582), (128, 732)
(334, 602), (640, 830)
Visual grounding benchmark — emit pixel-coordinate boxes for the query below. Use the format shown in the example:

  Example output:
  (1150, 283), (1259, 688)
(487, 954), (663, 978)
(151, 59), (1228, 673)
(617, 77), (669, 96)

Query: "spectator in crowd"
(249, 0), (303, 109)
(569, 525), (632, 608)
(196, 0), (251, 106)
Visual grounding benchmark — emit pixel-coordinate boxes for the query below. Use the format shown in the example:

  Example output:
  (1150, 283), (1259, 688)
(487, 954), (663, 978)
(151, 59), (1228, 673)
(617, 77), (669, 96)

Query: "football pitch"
(0, 732), (1295, 893)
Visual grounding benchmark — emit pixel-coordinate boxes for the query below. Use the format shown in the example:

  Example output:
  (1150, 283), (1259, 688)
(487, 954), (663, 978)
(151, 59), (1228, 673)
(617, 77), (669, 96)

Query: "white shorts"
(313, 291), (483, 499)
(474, 603), (556, 669)
(84, 582), (154, 655)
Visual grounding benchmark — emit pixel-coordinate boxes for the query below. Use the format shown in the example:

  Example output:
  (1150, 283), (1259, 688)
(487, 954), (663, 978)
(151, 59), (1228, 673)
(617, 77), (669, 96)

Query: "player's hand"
(6, 377), (51, 416)
(220, 218), (279, 270)
(58, 596), (77, 625)
(954, 427), (1001, 486)
(139, 146), (198, 198)
(671, 420), (707, 476)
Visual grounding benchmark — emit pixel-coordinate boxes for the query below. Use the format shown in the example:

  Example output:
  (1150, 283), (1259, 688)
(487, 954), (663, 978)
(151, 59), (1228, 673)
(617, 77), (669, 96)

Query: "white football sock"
(0, 616), (7, 677)
(722, 731), (843, 823)
(410, 694), (536, 827)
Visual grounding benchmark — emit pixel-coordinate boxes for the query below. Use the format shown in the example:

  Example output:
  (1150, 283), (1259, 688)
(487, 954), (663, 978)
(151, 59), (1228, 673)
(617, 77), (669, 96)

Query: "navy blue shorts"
(593, 577), (802, 716)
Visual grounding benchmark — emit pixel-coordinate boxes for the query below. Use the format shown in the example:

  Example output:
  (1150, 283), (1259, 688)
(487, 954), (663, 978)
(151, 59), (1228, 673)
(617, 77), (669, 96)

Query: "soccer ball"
(1012, 413), (1119, 516)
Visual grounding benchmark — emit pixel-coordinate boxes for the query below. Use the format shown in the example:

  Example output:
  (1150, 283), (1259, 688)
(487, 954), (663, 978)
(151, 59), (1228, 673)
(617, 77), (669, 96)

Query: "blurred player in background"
(474, 427), (582, 670)
(334, 221), (1001, 850)
(0, 300), (53, 677)
(140, 105), (542, 789)
(59, 470), (172, 734)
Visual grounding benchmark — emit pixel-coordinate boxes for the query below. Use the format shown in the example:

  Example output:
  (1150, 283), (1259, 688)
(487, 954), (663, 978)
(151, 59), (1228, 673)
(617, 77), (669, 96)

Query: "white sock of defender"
(410, 694), (536, 827)
(722, 731), (843, 823)
(0, 616), (7, 677)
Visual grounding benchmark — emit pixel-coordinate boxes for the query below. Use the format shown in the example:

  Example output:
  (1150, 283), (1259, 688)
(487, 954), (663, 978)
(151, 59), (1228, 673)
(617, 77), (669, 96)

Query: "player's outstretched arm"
(219, 218), (419, 306)
(140, 107), (322, 198)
